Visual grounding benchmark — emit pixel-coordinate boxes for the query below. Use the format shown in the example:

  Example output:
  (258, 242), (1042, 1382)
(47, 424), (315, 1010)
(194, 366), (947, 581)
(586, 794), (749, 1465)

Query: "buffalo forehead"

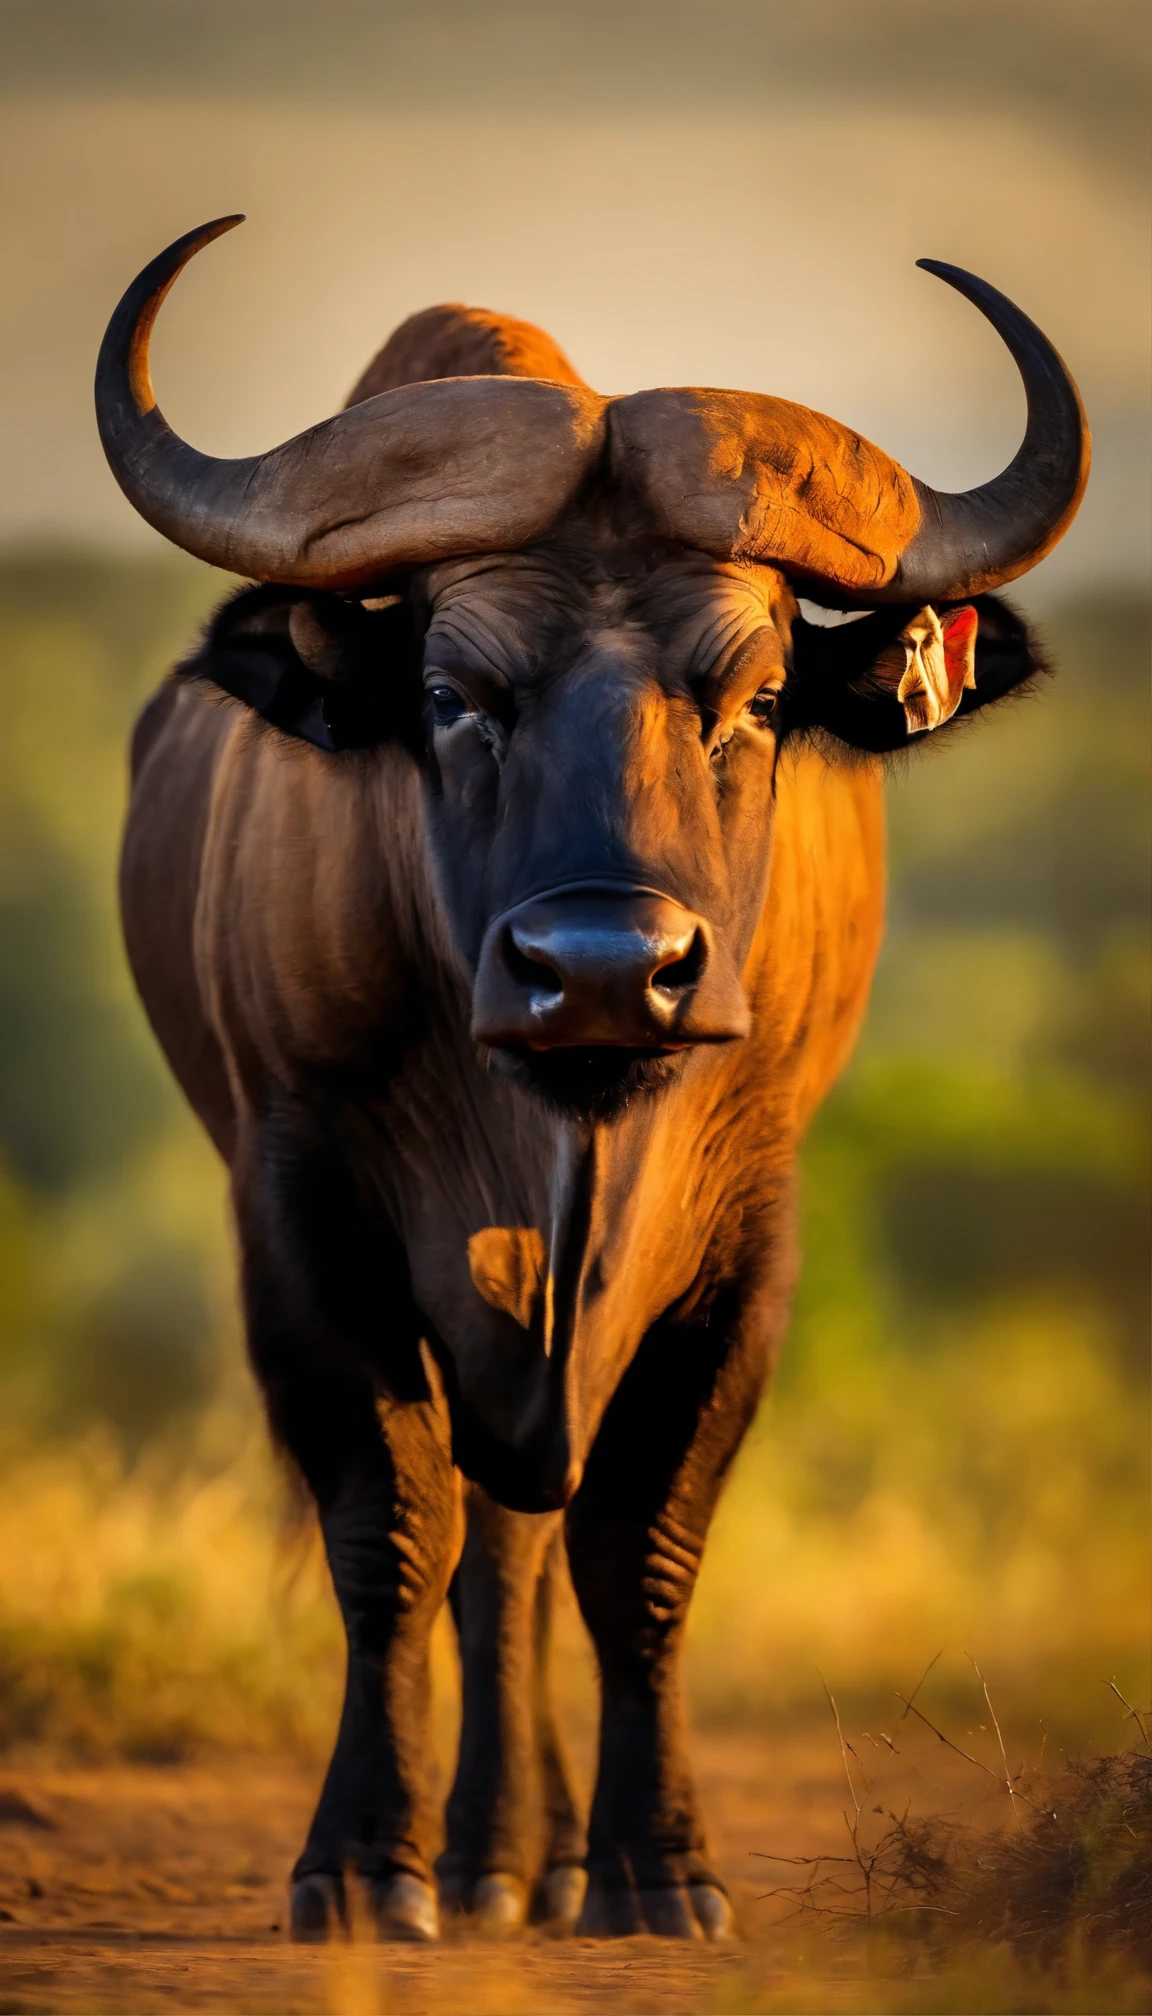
(607, 389), (921, 593)
(423, 541), (786, 693)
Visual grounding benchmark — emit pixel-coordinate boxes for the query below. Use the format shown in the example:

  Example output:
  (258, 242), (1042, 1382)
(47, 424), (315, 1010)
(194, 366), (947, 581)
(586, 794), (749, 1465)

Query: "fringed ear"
(789, 593), (1047, 754)
(178, 585), (418, 751)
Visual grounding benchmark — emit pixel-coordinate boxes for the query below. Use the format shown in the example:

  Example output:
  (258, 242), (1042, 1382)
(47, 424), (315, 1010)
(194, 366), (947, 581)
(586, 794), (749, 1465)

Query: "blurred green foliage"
(790, 590), (1150, 1383)
(0, 546), (227, 1451)
(687, 587), (1149, 1731)
(0, 547), (1145, 1751)
(0, 548), (208, 1193)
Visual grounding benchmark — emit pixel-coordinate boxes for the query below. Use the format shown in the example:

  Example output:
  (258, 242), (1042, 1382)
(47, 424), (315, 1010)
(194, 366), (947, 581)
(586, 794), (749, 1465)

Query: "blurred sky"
(1, 0), (1148, 600)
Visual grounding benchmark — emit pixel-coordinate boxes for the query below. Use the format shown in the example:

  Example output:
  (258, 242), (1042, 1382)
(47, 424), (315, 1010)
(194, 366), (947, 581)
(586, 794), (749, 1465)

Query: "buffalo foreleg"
(566, 1292), (771, 1940)
(291, 1385), (460, 1941)
(236, 1129), (461, 1944)
(438, 1488), (586, 1932)
(266, 1364), (461, 1942)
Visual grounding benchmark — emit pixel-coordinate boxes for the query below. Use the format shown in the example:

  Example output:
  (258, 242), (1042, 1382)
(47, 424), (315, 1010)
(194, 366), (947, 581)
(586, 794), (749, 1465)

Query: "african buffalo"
(99, 218), (1088, 1942)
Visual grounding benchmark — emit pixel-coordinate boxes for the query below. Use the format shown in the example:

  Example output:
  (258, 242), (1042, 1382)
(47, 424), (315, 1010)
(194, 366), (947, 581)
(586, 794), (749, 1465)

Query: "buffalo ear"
(180, 585), (417, 750)
(287, 597), (363, 679)
(790, 592), (1048, 754)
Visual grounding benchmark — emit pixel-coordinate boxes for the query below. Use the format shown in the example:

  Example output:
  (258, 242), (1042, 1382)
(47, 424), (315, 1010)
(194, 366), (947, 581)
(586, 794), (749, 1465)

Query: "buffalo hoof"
(575, 1878), (643, 1938)
(289, 1872), (347, 1943)
(577, 1871), (737, 1940)
(471, 1872), (528, 1935)
(637, 1886), (703, 1939)
(538, 1864), (587, 1929)
(689, 1882), (738, 1942)
(368, 1872), (440, 1942)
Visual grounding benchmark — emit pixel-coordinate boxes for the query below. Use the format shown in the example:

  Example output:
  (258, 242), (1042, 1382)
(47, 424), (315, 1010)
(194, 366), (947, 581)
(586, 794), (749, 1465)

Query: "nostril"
(651, 928), (705, 996)
(505, 928), (563, 998)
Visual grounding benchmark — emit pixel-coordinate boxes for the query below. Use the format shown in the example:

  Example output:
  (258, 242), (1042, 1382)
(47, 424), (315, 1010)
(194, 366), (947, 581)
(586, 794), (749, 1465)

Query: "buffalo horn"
(94, 218), (608, 588)
(877, 260), (1090, 604)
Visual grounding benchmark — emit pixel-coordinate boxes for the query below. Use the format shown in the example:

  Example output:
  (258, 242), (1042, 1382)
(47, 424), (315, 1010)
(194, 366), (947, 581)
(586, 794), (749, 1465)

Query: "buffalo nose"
(472, 889), (750, 1049)
(509, 901), (699, 1009)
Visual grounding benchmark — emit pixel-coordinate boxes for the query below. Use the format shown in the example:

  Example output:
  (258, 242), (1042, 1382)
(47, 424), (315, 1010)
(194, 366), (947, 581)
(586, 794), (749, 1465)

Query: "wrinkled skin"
(121, 476), (1044, 1941)
(420, 538), (786, 967)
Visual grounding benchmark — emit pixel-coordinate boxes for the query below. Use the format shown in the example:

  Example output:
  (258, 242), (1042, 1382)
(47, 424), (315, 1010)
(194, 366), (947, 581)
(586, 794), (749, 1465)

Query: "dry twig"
(893, 1690), (1052, 1818)
(756, 1653), (946, 1921)
(1108, 1678), (1151, 1752)
(969, 1654), (1023, 1828)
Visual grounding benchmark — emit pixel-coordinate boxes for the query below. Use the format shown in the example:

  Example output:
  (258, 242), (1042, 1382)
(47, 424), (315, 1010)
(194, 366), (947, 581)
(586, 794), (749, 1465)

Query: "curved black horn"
(95, 219), (608, 587)
(94, 215), (265, 573)
(878, 261), (1090, 604)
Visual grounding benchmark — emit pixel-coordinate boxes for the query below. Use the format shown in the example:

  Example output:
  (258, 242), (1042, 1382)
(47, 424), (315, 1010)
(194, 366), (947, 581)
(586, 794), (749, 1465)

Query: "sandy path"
(0, 1729), (1003, 2014)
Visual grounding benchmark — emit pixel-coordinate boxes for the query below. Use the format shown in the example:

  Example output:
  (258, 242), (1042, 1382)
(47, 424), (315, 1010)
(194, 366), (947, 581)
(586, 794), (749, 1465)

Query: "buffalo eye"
(426, 682), (472, 728)
(747, 686), (779, 723)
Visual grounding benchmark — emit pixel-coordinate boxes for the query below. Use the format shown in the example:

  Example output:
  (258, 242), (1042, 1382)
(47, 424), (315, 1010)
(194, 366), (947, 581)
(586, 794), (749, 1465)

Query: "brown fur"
(118, 306), (1036, 1943)
(122, 594), (882, 1937)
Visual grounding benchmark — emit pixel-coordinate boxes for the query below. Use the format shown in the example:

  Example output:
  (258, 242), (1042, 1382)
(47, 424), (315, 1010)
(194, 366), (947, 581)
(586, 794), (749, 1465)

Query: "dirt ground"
(0, 1728), (1038, 2015)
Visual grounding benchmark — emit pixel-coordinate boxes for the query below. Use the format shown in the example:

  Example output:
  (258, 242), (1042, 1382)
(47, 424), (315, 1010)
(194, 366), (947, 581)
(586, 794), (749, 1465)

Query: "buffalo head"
(97, 219), (1088, 1119)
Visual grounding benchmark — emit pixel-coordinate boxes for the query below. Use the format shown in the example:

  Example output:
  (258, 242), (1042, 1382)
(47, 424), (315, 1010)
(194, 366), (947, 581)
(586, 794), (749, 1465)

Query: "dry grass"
(691, 1299), (1148, 1730)
(760, 1748), (1152, 1958)
(0, 1437), (344, 1760)
(740, 1666), (1152, 2014)
(0, 1300), (1146, 1763)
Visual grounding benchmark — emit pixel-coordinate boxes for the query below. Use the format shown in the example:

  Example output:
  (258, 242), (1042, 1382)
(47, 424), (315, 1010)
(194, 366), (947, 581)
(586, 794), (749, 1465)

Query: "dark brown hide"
(177, 592), (876, 1495)
(117, 292), (1057, 1944)
(123, 560), (883, 1936)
